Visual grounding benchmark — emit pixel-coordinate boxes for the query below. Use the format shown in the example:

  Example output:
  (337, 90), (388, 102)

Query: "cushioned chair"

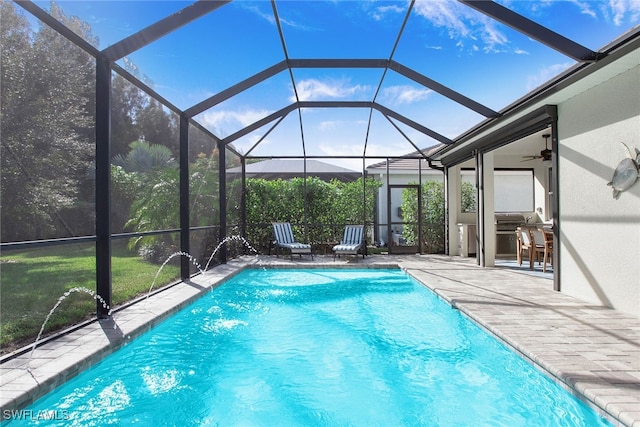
(333, 225), (365, 260)
(272, 222), (313, 260)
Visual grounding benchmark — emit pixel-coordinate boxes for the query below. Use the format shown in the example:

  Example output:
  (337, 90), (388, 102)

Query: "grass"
(0, 241), (179, 353)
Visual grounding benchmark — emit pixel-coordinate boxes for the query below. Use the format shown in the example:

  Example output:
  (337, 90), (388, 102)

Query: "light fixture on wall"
(607, 142), (640, 199)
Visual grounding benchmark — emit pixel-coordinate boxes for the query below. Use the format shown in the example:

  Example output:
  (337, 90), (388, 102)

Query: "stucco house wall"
(557, 63), (640, 317)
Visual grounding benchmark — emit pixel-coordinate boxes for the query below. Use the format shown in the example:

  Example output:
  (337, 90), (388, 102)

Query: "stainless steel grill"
(495, 214), (525, 257)
(495, 213), (526, 231)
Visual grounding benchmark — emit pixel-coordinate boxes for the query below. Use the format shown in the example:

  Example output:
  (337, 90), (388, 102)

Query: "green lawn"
(0, 241), (179, 353)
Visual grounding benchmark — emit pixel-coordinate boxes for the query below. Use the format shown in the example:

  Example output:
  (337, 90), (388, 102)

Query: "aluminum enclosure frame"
(10, 0), (617, 319)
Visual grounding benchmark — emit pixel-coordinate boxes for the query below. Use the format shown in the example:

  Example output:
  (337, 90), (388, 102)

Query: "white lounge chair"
(333, 225), (365, 260)
(272, 222), (313, 260)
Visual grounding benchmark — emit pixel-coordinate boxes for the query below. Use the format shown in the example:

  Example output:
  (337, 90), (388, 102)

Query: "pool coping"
(1, 255), (639, 426)
(398, 256), (640, 427)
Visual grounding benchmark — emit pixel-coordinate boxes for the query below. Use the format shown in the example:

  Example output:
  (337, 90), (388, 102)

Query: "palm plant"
(112, 141), (179, 262)
(112, 140), (176, 173)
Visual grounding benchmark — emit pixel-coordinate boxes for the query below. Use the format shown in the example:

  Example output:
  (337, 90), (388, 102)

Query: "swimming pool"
(7, 268), (610, 426)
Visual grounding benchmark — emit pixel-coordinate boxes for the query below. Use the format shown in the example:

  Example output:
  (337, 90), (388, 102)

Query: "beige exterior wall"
(557, 64), (640, 317)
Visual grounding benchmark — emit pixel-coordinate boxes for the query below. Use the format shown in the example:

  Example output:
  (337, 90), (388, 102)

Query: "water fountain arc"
(203, 234), (260, 272)
(28, 287), (112, 368)
(27, 236), (260, 369)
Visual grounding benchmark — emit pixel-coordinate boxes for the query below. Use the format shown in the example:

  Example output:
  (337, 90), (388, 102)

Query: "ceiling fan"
(522, 133), (552, 162)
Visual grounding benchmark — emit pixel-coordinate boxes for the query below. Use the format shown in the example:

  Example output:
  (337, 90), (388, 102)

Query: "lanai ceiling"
(23, 0), (640, 168)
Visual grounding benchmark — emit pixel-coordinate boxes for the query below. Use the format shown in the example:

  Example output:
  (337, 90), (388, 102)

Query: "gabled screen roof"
(28, 0), (640, 168)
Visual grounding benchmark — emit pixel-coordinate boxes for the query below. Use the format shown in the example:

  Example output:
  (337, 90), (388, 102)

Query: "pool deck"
(1, 254), (639, 426)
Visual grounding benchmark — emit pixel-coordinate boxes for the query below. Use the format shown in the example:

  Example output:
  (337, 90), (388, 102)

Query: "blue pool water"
(9, 269), (610, 426)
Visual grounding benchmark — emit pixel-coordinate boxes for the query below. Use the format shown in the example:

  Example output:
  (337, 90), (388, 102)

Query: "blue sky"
(31, 0), (640, 169)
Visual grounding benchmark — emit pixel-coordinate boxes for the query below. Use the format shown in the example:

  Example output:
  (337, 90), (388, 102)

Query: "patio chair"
(516, 227), (532, 267)
(333, 225), (365, 260)
(531, 228), (553, 272)
(272, 222), (313, 260)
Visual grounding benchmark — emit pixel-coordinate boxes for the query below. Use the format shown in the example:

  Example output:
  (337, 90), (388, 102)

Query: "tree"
(400, 181), (445, 253)
(1, 1), (37, 241)
(110, 165), (142, 234)
(461, 181), (476, 213)
(112, 140), (177, 173)
(1, 1), (95, 241)
(110, 140), (176, 234)
(420, 181), (446, 253)
(190, 152), (219, 227)
(136, 99), (179, 157)
(109, 141), (179, 260)
(334, 178), (379, 225)
(400, 181), (476, 253)
(0, 0), (196, 247)
(125, 167), (180, 262)
(111, 75), (145, 158)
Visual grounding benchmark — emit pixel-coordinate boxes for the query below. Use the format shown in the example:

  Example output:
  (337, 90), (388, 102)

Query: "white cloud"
(319, 120), (339, 131)
(605, 0), (640, 25)
(526, 0), (594, 19)
(525, 62), (573, 91)
(510, 0), (639, 27)
(570, 0), (597, 19)
(413, 0), (472, 38)
(292, 78), (370, 102)
(317, 141), (376, 170)
(380, 85), (432, 105)
(316, 132), (424, 170)
(229, 134), (270, 156)
(239, 3), (314, 30)
(482, 23), (508, 51)
(371, 4), (405, 21)
(200, 108), (273, 137)
(318, 120), (368, 131)
(413, 0), (511, 53)
(319, 142), (365, 157)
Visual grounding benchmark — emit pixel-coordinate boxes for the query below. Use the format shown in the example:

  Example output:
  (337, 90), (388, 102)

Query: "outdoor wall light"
(607, 142), (640, 199)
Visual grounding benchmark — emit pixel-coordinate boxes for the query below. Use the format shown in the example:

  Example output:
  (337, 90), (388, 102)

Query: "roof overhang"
(429, 28), (640, 167)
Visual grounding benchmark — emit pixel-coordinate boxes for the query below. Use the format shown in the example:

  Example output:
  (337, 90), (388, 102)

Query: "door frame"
(387, 184), (421, 254)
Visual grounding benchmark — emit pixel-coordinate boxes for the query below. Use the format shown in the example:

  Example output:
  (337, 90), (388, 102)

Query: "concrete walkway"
(1, 255), (638, 426)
